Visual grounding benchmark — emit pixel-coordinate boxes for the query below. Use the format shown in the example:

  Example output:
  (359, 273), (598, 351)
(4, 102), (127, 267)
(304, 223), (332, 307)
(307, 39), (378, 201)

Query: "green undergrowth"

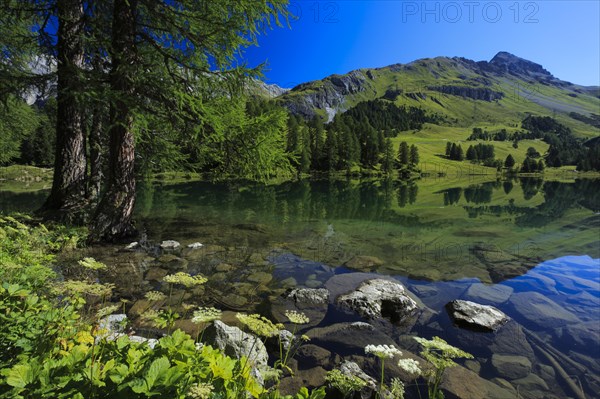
(0, 214), (472, 399)
(0, 215), (284, 399)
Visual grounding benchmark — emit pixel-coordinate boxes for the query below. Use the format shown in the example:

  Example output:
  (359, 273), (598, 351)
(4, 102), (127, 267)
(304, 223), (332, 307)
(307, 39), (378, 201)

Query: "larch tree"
(41, 0), (87, 219)
(89, 0), (291, 241)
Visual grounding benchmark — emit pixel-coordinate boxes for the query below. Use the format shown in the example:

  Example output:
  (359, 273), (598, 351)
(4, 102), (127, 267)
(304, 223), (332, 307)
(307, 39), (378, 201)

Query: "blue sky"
(243, 1), (600, 87)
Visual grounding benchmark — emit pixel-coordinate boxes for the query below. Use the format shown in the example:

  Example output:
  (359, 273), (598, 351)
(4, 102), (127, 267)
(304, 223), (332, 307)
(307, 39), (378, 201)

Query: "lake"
(1, 176), (599, 399)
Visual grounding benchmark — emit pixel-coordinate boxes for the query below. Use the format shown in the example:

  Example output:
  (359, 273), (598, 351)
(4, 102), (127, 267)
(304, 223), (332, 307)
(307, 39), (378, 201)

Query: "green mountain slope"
(276, 52), (600, 140)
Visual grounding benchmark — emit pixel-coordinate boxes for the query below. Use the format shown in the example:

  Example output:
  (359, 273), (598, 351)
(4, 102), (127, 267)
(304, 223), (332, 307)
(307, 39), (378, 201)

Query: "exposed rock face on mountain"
(284, 70), (372, 121)
(489, 51), (552, 78)
(428, 85), (504, 101)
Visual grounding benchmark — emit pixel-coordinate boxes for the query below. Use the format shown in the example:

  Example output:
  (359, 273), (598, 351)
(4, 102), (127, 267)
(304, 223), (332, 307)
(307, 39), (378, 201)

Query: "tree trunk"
(39, 0), (86, 221)
(88, 101), (104, 202)
(89, 0), (137, 242)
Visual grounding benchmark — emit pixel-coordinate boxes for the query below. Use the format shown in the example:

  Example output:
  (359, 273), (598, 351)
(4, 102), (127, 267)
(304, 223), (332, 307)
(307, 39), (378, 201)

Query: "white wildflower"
(365, 344), (402, 359)
(397, 358), (422, 377)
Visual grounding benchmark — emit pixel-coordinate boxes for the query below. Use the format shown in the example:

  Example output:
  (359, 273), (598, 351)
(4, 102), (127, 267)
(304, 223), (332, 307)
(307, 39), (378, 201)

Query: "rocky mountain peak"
(489, 51), (552, 77)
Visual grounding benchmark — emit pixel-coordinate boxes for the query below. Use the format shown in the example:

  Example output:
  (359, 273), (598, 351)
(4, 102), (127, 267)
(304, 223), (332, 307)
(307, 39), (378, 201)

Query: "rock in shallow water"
(441, 365), (516, 399)
(160, 240), (181, 250)
(464, 283), (513, 305)
(344, 255), (384, 271)
(491, 354), (532, 380)
(285, 288), (329, 305)
(446, 299), (509, 332)
(508, 291), (580, 328)
(336, 278), (418, 323)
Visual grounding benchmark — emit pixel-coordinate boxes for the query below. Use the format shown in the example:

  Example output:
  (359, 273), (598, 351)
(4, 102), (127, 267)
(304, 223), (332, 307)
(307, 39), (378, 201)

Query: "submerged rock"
(296, 344), (333, 369)
(554, 321), (600, 351)
(509, 292), (580, 328)
(441, 365), (516, 399)
(344, 255), (384, 271)
(464, 283), (513, 305)
(491, 354), (532, 380)
(510, 374), (549, 395)
(285, 288), (329, 305)
(306, 322), (397, 354)
(446, 300), (509, 332)
(337, 279), (418, 323)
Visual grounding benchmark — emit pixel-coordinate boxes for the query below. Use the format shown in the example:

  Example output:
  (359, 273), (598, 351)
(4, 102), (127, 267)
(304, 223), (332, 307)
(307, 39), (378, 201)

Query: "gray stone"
(446, 300), (509, 332)
(337, 279), (418, 322)
(204, 320), (268, 367)
(285, 288), (329, 305)
(491, 354), (532, 380)
(509, 292), (580, 328)
(128, 335), (158, 349)
(279, 330), (294, 351)
(464, 283), (513, 305)
(339, 361), (377, 391)
(99, 314), (128, 333)
(187, 242), (203, 249)
(160, 240), (181, 250)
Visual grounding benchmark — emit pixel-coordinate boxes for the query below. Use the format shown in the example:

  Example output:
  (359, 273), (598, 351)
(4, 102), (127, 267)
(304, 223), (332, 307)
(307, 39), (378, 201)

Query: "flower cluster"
(192, 307), (222, 324)
(58, 280), (115, 298)
(414, 336), (473, 369)
(140, 309), (160, 322)
(186, 382), (214, 399)
(364, 344), (402, 359)
(285, 310), (310, 324)
(397, 358), (422, 378)
(163, 272), (207, 287)
(96, 304), (120, 319)
(144, 291), (166, 302)
(78, 257), (107, 270)
(236, 313), (282, 338)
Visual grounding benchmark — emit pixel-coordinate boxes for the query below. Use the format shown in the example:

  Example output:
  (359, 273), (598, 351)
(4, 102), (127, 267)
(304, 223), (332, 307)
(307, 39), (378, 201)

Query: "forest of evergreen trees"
(284, 99), (426, 173)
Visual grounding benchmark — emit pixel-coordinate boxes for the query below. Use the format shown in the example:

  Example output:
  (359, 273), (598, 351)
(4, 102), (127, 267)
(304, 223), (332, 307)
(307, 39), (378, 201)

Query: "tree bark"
(89, 0), (137, 242)
(88, 96), (104, 202)
(39, 0), (86, 221)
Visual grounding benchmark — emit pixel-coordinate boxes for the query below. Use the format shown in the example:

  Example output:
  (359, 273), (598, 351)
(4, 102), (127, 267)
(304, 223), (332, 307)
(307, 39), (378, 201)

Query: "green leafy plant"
(413, 336), (473, 399)
(325, 369), (367, 398)
(364, 344), (402, 399)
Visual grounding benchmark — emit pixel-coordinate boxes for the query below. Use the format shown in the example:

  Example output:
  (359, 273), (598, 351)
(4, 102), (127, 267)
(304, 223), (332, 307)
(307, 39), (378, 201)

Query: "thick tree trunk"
(89, 0), (137, 242)
(40, 0), (86, 221)
(87, 103), (104, 202)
